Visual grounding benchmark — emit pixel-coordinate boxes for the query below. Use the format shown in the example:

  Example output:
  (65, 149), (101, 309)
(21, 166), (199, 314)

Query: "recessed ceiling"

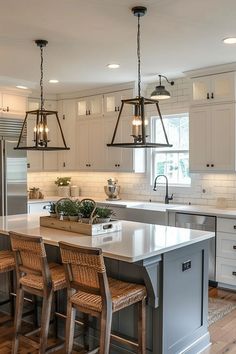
(1, 0), (236, 94)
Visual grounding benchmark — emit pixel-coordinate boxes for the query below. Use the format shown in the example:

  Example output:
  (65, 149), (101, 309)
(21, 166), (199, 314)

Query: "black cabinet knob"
(211, 92), (214, 99)
(206, 164), (210, 167)
(211, 164), (214, 167)
(27, 163), (30, 168)
(207, 93), (210, 99)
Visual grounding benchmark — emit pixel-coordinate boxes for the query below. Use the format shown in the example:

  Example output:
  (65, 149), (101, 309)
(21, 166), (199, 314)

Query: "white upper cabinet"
(191, 72), (235, 104)
(77, 95), (103, 118)
(76, 118), (105, 170)
(103, 89), (133, 116)
(189, 103), (235, 172)
(57, 99), (76, 171)
(0, 88), (30, 119)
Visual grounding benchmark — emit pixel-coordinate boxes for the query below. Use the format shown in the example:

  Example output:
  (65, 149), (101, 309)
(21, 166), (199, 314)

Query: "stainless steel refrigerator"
(0, 119), (27, 216)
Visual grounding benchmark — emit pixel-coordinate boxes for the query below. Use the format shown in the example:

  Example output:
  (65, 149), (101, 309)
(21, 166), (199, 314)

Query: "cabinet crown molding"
(184, 62), (236, 78)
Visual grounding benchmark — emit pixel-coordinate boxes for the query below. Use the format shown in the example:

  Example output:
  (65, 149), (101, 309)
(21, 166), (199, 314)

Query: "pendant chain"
(40, 45), (44, 111)
(137, 14), (141, 99)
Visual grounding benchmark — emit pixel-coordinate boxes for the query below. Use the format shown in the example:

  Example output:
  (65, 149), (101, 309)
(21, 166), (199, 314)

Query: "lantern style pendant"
(107, 6), (172, 148)
(15, 40), (69, 151)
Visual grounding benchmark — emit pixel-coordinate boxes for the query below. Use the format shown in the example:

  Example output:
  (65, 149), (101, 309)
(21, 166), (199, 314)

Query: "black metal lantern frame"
(107, 96), (172, 148)
(107, 6), (172, 149)
(15, 39), (69, 151)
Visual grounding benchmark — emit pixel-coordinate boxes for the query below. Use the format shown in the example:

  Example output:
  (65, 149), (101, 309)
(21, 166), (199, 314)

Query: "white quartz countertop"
(27, 196), (236, 217)
(167, 204), (236, 218)
(0, 214), (214, 263)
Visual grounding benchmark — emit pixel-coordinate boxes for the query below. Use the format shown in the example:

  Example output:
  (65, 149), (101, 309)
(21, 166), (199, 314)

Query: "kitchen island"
(0, 214), (214, 354)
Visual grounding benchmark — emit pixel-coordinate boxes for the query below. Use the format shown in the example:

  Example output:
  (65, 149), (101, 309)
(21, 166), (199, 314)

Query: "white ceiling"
(1, 0), (236, 94)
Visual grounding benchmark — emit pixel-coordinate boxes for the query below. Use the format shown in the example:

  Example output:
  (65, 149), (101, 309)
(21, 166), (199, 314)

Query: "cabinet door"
(89, 118), (105, 170)
(76, 120), (90, 169)
(120, 117), (134, 171)
(2, 93), (27, 119)
(89, 95), (103, 116)
(104, 117), (123, 169)
(211, 72), (235, 102)
(77, 95), (103, 118)
(210, 103), (235, 171)
(103, 89), (133, 116)
(43, 116), (58, 171)
(189, 106), (210, 171)
(26, 114), (43, 171)
(57, 100), (76, 170)
(192, 77), (211, 103)
(192, 72), (235, 104)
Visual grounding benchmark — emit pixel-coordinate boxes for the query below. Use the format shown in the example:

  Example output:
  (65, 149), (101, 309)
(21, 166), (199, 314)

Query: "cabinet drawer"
(216, 256), (236, 286)
(217, 217), (236, 233)
(217, 232), (236, 260)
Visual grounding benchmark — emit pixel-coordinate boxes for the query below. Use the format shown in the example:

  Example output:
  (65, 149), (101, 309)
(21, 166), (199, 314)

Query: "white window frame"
(150, 112), (191, 188)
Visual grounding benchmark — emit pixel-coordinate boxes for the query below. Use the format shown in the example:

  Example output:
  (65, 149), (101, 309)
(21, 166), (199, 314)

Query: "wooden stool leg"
(65, 300), (76, 354)
(138, 299), (146, 354)
(11, 286), (24, 354)
(83, 313), (89, 350)
(39, 291), (53, 354)
(99, 306), (112, 354)
(9, 270), (15, 318)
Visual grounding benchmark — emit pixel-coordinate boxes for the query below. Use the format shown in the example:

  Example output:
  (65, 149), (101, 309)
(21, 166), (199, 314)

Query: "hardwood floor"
(0, 288), (236, 353)
(202, 287), (236, 354)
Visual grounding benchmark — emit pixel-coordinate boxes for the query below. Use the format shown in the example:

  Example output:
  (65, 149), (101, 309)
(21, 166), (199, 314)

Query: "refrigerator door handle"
(0, 140), (5, 216)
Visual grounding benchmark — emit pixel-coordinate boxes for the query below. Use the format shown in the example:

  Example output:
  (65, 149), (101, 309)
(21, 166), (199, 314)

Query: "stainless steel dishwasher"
(175, 212), (217, 286)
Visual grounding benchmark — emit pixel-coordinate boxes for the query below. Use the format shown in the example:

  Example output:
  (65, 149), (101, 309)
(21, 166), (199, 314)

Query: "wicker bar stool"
(59, 241), (147, 354)
(9, 232), (67, 354)
(0, 250), (15, 319)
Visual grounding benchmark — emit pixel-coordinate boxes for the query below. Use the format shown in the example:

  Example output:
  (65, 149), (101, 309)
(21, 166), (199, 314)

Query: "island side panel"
(162, 240), (210, 354)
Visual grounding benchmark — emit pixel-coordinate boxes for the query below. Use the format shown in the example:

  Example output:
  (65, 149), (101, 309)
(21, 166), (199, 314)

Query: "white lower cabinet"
(216, 217), (236, 287)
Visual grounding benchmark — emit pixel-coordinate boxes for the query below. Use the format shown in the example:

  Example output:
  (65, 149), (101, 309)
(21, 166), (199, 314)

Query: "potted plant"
(66, 199), (80, 221)
(55, 177), (71, 197)
(56, 199), (70, 220)
(43, 202), (57, 218)
(78, 199), (96, 224)
(95, 206), (115, 223)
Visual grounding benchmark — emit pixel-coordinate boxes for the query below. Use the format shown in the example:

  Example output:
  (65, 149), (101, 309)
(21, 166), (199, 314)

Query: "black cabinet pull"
(86, 110), (88, 115)
(117, 164), (120, 167)
(233, 225), (236, 229)
(27, 163), (30, 168)
(207, 93), (210, 99)
(63, 162), (66, 168)
(89, 110), (91, 115)
(232, 271), (236, 276)
(117, 106), (120, 111)
(211, 92), (214, 99)
(115, 164), (117, 167)
(115, 107), (117, 112)
(233, 245), (236, 250)
(211, 164), (214, 167)
(206, 164), (210, 167)
(63, 114), (65, 120)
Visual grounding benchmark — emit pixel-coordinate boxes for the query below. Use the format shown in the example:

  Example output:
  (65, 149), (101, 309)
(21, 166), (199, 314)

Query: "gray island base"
(0, 215), (214, 354)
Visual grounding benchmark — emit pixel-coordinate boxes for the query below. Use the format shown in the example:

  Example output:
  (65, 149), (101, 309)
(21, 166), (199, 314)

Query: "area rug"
(208, 297), (236, 326)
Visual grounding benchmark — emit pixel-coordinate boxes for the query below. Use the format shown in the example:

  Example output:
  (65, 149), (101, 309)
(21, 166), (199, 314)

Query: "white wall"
(28, 77), (236, 208)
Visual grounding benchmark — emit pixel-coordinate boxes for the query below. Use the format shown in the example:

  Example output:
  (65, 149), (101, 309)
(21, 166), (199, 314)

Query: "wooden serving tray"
(40, 216), (122, 236)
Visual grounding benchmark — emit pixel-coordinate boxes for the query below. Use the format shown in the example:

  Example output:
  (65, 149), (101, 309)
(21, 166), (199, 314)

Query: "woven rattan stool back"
(9, 232), (52, 290)
(59, 242), (110, 299)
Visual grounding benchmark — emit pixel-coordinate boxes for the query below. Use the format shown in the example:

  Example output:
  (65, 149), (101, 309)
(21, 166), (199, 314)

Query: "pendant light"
(15, 40), (69, 151)
(107, 6), (172, 148)
(150, 75), (174, 100)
